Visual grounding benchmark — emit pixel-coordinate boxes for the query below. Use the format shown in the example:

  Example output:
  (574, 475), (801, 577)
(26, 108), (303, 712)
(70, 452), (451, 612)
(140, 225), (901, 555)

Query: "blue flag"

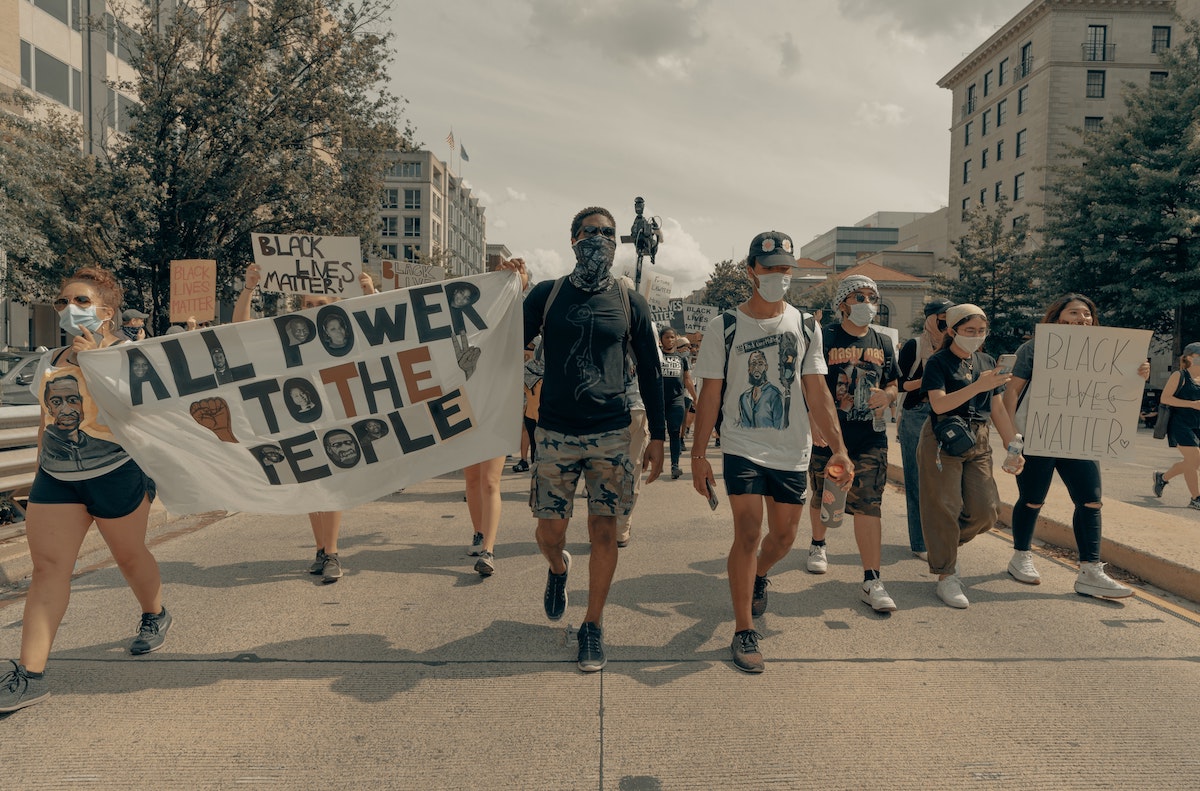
(460, 143), (469, 162)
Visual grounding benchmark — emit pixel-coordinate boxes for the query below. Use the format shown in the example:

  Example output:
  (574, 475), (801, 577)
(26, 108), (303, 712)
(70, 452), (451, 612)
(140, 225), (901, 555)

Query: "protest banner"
(666, 299), (686, 331)
(1020, 324), (1151, 460)
(250, 233), (363, 297)
(79, 272), (524, 514)
(381, 259), (446, 291)
(874, 325), (899, 356)
(683, 304), (718, 335)
(170, 259), (217, 324)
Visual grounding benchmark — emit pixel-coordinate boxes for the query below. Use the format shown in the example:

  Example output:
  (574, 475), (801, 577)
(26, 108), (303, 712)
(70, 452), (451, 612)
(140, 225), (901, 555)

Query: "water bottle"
(1002, 433), (1024, 474)
(873, 408), (887, 433)
(820, 464), (848, 528)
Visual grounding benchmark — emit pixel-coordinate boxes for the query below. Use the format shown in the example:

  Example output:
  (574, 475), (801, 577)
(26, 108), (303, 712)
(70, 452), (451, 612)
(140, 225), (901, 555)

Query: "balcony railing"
(1082, 43), (1115, 61)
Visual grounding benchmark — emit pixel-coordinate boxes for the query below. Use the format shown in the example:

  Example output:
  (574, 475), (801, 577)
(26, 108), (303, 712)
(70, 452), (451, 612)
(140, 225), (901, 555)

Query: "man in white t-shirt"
(690, 230), (852, 674)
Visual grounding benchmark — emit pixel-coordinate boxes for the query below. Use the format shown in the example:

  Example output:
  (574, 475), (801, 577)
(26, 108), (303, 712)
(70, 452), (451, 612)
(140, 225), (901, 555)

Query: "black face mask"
(936, 319), (947, 332)
(122, 325), (143, 342)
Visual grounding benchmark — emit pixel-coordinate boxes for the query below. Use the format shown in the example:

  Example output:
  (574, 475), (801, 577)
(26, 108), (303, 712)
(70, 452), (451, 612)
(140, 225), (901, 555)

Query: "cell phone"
(996, 354), (1017, 375)
(705, 479), (720, 511)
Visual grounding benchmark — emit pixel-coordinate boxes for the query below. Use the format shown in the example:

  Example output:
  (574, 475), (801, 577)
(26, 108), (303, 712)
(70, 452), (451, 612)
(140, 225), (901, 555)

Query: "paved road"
(1, 446), (1198, 789)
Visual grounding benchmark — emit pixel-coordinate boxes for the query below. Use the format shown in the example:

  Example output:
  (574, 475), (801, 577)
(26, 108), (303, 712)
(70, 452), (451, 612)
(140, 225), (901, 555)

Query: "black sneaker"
(730, 629), (764, 674)
(543, 550), (571, 621)
(474, 551), (495, 577)
(577, 621), (606, 672)
(751, 575), (770, 617)
(1153, 471), (1167, 498)
(671, 466), (682, 479)
(467, 532), (484, 556)
(321, 553), (343, 583)
(130, 607), (172, 655)
(308, 548), (326, 574)
(0, 660), (49, 713)
(1190, 497), (1200, 511)
(511, 459), (529, 473)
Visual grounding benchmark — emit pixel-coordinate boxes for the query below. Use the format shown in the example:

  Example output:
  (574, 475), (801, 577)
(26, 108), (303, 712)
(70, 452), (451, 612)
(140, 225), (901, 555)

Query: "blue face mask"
(58, 304), (105, 337)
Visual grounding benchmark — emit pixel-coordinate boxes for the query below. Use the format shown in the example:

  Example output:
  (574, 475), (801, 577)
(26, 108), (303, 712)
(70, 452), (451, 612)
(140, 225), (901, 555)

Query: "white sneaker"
(936, 575), (969, 609)
(1075, 562), (1133, 599)
(1007, 550), (1041, 585)
(913, 550), (928, 561)
(860, 579), (897, 612)
(806, 545), (828, 574)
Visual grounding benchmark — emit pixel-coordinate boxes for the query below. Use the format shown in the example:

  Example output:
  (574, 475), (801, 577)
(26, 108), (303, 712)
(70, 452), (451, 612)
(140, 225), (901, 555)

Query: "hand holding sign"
(190, 398), (238, 443)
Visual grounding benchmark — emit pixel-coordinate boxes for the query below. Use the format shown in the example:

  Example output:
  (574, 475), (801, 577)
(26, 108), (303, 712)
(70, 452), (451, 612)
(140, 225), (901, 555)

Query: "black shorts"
(722, 454), (808, 505)
(1169, 419), (1200, 448)
(29, 459), (156, 519)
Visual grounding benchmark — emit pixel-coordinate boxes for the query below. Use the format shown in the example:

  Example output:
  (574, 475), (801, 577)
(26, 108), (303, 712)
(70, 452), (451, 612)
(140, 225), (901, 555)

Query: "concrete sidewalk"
(1, 446), (1198, 789)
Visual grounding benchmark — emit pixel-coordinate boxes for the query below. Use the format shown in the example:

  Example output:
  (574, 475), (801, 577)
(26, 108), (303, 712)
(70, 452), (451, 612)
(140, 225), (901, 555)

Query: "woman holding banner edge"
(233, 263), (377, 583)
(1, 267), (169, 714)
(1002, 294), (1144, 599)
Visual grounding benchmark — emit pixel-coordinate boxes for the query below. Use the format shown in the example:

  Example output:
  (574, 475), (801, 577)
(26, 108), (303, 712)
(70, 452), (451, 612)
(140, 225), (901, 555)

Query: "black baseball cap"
(747, 231), (797, 268)
(924, 299), (953, 318)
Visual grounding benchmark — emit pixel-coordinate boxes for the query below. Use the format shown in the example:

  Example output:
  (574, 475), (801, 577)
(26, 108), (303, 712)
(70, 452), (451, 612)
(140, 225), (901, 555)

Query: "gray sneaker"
(730, 629), (764, 674)
(130, 607), (172, 655)
(474, 551), (495, 577)
(751, 575), (770, 617)
(308, 548), (326, 574)
(321, 554), (343, 584)
(467, 532), (484, 556)
(0, 661), (49, 713)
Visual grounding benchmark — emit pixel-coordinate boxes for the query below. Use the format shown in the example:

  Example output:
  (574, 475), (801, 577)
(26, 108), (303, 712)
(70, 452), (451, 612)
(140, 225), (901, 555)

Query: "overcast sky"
(387, 0), (1032, 295)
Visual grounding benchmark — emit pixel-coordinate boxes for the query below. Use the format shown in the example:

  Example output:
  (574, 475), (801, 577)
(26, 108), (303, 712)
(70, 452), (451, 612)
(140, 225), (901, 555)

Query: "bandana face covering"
(568, 235), (617, 292)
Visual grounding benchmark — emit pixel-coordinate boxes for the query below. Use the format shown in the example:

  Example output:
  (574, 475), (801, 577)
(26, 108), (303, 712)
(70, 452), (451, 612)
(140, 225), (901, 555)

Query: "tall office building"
(939, 0), (1186, 243)
(378, 150), (486, 279)
(799, 212), (928, 272)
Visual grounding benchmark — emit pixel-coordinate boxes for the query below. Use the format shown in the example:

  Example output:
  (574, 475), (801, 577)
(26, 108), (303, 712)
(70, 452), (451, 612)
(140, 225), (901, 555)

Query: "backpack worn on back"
(541, 276), (633, 356)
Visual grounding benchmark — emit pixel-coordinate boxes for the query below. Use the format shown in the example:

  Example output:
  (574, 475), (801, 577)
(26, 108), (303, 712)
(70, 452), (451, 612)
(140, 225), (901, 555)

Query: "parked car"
(0, 348), (47, 406)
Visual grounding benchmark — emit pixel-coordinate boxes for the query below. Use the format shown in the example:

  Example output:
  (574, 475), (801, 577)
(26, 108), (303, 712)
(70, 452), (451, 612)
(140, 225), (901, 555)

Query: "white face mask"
(848, 302), (877, 327)
(754, 272), (791, 303)
(953, 335), (986, 354)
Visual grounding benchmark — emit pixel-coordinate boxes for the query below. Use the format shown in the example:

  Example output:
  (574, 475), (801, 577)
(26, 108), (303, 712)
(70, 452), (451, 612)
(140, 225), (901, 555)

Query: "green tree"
(701, 258), (752, 311)
(4, 0), (411, 333)
(934, 199), (1038, 354)
(1038, 19), (1200, 356)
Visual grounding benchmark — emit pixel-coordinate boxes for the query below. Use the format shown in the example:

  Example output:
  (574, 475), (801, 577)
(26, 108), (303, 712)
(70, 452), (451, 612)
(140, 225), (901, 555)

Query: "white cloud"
(491, 218), (509, 230)
(855, 101), (908, 127)
(515, 247), (568, 284)
(505, 187), (528, 202)
(473, 189), (494, 207)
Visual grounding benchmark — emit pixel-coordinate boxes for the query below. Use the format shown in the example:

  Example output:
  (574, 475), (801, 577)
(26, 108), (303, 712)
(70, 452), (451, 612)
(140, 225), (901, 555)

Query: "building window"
(984, 69), (993, 96)
(982, 109), (990, 136)
(962, 197), (971, 218)
(995, 181), (1003, 202)
(396, 162), (421, 178)
(105, 13), (141, 62)
(20, 40), (31, 88)
(999, 57), (1009, 86)
(1152, 26), (1171, 54)
(997, 99), (1008, 127)
(1020, 42), (1033, 78)
(996, 139), (1004, 161)
(381, 189), (399, 209)
(982, 149), (989, 169)
(967, 84), (977, 114)
(1016, 129), (1027, 157)
(964, 121), (972, 146)
(1150, 70), (1168, 85)
(1084, 25), (1110, 61)
(963, 159), (972, 185)
(980, 188), (987, 206)
(1084, 116), (1104, 133)
(35, 0), (71, 27)
(404, 217), (421, 237)
(380, 216), (398, 237)
(30, 47), (71, 108)
(404, 188), (421, 210)
(1086, 70), (1106, 99)
(876, 303), (891, 327)
(403, 244), (420, 262)
(1014, 172), (1025, 201)
(1013, 216), (1027, 232)
(381, 243), (398, 259)
(1017, 84), (1029, 114)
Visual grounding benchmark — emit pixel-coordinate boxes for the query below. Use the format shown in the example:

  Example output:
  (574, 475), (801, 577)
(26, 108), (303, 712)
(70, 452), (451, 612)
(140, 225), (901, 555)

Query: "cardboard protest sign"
(79, 272), (524, 514)
(1021, 324), (1151, 460)
(684, 304), (718, 334)
(170, 259), (217, 323)
(251, 233), (363, 297)
(381, 259), (446, 291)
(667, 299), (686, 331)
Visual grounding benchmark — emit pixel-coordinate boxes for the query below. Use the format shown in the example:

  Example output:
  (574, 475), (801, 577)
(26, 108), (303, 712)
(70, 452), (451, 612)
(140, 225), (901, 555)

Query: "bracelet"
(691, 456), (708, 461)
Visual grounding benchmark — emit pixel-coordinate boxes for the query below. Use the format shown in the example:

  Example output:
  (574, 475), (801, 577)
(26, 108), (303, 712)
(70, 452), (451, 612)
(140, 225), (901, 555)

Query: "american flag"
(445, 130), (455, 149)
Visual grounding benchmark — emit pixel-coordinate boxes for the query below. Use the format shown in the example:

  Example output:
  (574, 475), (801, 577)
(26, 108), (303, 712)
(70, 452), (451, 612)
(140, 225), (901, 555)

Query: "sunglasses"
(847, 293), (880, 304)
(53, 295), (94, 310)
(578, 225), (616, 239)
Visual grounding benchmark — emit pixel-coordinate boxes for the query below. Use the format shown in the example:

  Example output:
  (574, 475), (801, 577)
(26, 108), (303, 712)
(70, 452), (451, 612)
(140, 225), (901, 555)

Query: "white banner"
(79, 272), (524, 514)
(381, 259), (446, 291)
(250, 233), (364, 297)
(1022, 324), (1151, 460)
(683, 304), (718, 334)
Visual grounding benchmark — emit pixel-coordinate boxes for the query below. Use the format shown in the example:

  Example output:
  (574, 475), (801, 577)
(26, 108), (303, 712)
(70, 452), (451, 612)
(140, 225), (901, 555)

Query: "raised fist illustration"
(190, 397), (238, 443)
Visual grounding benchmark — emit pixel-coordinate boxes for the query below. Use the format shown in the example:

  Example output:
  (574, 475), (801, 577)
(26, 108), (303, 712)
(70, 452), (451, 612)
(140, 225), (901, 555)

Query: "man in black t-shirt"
(523, 206), (666, 673)
(805, 275), (901, 612)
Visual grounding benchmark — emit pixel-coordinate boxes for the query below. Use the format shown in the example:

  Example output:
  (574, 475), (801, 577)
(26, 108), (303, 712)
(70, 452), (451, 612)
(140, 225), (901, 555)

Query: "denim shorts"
(530, 426), (634, 519)
(29, 459), (156, 519)
(722, 453), (808, 505)
(809, 445), (887, 518)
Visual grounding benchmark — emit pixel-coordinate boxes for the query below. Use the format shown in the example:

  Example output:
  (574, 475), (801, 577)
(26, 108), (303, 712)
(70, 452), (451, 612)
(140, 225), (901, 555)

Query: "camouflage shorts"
(808, 445), (888, 518)
(530, 426), (635, 519)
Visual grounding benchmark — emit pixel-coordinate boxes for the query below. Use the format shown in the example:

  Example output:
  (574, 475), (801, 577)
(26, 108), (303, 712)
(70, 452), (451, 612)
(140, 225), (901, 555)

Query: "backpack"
(716, 307), (817, 432)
